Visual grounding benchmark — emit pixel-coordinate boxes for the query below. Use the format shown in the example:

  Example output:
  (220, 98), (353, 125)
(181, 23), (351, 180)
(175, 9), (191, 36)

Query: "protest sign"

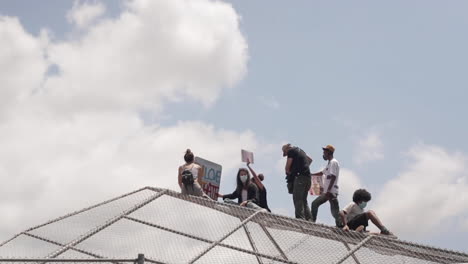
(241, 149), (254, 163)
(195, 157), (222, 200)
(310, 175), (324, 195)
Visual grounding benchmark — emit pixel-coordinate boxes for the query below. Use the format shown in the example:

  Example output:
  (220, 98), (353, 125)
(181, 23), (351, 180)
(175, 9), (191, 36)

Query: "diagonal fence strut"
(335, 235), (373, 264)
(243, 224), (263, 264)
(124, 216), (297, 264)
(46, 190), (168, 259)
(188, 210), (263, 264)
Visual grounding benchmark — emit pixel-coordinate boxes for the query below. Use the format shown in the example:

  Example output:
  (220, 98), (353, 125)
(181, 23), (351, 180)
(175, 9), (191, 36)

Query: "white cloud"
(67, 0), (106, 29)
(374, 144), (468, 238)
(0, 16), (48, 115)
(339, 168), (363, 203)
(45, 0), (247, 115)
(258, 96), (280, 109)
(461, 218), (468, 232)
(0, 0), (252, 242)
(353, 131), (384, 165)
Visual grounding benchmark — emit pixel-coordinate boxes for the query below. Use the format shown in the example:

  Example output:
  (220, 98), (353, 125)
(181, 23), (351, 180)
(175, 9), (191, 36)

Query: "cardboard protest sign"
(241, 149), (254, 163)
(195, 157), (222, 200)
(310, 175), (324, 195)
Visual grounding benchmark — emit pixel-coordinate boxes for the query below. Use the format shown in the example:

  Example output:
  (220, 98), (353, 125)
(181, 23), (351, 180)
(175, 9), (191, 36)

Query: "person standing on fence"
(283, 144), (313, 220)
(247, 161), (271, 212)
(339, 189), (393, 235)
(178, 149), (210, 198)
(310, 145), (342, 226)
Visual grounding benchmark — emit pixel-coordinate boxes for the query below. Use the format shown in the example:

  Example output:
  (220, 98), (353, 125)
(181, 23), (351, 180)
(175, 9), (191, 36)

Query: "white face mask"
(240, 175), (248, 183)
(359, 202), (367, 209)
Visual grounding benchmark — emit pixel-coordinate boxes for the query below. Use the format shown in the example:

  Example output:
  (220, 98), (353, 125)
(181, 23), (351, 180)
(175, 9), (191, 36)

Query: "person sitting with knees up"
(217, 168), (261, 210)
(339, 189), (393, 235)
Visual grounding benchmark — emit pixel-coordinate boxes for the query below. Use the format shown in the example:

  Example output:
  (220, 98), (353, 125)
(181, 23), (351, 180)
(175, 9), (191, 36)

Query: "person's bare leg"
(366, 210), (392, 235)
(366, 210), (385, 230)
(355, 225), (365, 232)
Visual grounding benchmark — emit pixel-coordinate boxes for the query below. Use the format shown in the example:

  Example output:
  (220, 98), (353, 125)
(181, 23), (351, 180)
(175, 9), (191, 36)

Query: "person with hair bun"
(178, 149), (209, 198)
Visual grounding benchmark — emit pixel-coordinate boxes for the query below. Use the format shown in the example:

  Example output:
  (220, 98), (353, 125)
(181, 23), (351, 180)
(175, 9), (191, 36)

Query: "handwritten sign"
(310, 175), (324, 196)
(195, 157), (222, 200)
(241, 149), (254, 163)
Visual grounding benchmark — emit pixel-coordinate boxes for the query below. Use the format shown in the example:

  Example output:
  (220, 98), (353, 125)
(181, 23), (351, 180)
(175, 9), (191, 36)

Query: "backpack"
(181, 165), (195, 189)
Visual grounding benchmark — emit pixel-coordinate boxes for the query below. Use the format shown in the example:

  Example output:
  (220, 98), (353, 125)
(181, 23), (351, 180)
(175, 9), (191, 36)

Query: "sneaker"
(380, 229), (393, 235)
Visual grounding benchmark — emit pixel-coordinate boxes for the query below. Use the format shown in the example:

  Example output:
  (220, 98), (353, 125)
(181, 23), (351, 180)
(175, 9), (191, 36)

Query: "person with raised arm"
(217, 168), (262, 210)
(247, 161), (271, 212)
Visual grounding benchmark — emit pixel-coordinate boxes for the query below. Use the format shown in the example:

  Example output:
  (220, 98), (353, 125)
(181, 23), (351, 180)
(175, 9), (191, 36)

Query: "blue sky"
(1, 0), (467, 253)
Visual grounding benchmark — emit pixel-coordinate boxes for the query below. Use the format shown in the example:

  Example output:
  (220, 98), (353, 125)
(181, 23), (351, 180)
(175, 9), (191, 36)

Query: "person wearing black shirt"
(247, 161), (271, 212)
(282, 144), (313, 220)
(217, 168), (261, 209)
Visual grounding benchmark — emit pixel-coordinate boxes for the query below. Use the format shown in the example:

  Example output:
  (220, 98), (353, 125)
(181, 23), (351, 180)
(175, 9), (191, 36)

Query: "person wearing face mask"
(217, 168), (261, 209)
(310, 145), (342, 226)
(339, 189), (393, 235)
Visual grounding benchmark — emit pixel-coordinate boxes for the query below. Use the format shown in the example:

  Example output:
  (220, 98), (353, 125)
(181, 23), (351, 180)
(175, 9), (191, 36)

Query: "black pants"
(292, 175), (311, 220)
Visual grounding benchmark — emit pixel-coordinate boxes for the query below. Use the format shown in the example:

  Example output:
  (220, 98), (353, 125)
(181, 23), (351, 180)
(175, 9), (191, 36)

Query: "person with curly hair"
(339, 189), (393, 235)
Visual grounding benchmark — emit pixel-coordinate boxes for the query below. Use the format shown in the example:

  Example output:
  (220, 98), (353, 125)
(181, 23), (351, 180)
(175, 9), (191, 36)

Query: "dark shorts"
(348, 213), (369, 230)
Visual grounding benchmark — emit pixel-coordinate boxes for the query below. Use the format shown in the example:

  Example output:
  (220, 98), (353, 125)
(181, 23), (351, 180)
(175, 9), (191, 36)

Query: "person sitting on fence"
(247, 161), (271, 212)
(217, 168), (262, 210)
(339, 189), (393, 235)
(178, 149), (210, 198)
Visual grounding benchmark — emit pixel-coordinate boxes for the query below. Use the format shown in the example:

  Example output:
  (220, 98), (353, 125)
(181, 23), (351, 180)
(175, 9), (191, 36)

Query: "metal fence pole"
(137, 254), (144, 264)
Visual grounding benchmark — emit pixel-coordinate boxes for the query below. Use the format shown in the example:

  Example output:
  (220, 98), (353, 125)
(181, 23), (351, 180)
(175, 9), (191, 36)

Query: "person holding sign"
(310, 145), (342, 226)
(246, 161), (271, 212)
(282, 144), (313, 220)
(217, 168), (261, 210)
(178, 149), (210, 198)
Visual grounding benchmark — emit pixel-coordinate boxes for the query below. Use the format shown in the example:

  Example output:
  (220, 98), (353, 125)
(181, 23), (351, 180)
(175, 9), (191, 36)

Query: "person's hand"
(247, 161), (251, 166)
(343, 225), (350, 231)
(216, 193), (223, 198)
(240, 201), (248, 206)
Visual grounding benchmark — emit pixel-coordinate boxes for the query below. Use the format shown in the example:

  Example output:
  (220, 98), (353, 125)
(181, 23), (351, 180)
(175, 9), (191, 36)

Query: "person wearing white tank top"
(178, 149), (210, 198)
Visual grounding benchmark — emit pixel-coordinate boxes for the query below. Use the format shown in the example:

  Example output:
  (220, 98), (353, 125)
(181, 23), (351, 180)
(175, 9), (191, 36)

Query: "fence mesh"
(1, 186), (467, 264)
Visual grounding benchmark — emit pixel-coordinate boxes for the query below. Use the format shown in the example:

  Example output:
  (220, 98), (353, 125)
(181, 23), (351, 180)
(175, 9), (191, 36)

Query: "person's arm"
(340, 210), (349, 231)
(247, 162), (264, 190)
(197, 166), (204, 186)
(311, 171), (323, 176)
(341, 203), (353, 231)
(327, 175), (336, 193)
(326, 161), (338, 194)
(221, 190), (238, 200)
(178, 166), (183, 188)
(285, 158), (293, 175)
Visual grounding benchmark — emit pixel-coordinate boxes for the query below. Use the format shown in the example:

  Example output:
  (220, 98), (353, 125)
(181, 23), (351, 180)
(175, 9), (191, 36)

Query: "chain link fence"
(1, 187), (467, 264)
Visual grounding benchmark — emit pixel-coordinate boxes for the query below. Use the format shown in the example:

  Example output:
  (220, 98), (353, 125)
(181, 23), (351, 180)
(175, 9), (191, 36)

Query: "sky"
(0, 0), (467, 253)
